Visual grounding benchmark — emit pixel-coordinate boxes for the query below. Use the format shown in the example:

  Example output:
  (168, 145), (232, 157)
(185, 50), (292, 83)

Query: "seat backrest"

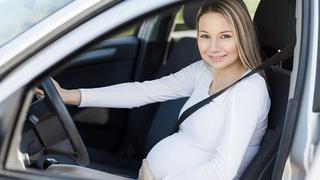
(145, 98), (188, 153)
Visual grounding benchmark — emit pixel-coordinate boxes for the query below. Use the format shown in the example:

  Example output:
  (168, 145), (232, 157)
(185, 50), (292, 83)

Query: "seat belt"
(173, 43), (295, 133)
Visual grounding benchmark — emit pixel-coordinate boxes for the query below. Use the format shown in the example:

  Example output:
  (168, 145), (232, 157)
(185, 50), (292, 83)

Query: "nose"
(208, 39), (220, 53)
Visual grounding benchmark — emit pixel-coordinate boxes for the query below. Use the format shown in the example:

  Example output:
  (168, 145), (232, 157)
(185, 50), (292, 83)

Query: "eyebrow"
(198, 30), (233, 34)
(220, 30), (233, 34)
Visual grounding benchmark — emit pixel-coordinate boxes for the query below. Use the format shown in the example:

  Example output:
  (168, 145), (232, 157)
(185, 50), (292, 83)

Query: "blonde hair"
(196, 0), (262, 70)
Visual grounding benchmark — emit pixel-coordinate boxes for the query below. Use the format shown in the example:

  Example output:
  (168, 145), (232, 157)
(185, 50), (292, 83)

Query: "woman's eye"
(221, 34), (231, 39)
(200, 34), (209, 38)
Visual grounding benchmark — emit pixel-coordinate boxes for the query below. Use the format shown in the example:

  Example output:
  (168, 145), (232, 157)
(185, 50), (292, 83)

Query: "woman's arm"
(34, 80), (81, 106)
(36, 61), (203, 107)
(78, 61), (203, 108)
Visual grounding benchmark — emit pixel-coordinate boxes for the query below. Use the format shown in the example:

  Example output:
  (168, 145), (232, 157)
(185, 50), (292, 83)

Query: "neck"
(213, 64), (247, 80)
(209, 62), (248, 94)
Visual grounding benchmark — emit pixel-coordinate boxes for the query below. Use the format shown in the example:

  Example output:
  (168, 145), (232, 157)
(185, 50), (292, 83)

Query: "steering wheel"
(41, 78), (89, 166)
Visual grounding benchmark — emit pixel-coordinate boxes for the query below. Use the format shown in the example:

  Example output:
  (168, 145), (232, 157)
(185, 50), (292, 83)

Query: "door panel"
(54, 36), (139, 152)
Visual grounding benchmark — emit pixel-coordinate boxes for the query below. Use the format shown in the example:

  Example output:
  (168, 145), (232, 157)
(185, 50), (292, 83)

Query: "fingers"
(33, 87), (45, 99)
(50, 77), (61, 89)
(49, 77), (65, 98)
(34, 87), (44, 96)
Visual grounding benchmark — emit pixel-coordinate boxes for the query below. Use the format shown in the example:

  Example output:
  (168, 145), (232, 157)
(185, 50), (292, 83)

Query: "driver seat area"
(47, 0), (296, 179)
(47, 3), (201, 179)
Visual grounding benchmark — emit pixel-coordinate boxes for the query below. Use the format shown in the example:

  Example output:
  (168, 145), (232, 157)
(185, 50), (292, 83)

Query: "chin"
(208, 62), (228, 70)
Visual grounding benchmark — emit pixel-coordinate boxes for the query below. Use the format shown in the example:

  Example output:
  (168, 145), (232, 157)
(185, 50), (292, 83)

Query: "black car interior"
(20, 0), (297, 179)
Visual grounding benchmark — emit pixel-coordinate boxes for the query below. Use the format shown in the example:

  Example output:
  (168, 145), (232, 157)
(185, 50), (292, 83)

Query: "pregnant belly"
(146, 134), (212, 179)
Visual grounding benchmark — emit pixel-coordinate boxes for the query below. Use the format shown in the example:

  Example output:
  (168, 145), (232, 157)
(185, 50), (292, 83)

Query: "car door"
(276, 0), (319, 179)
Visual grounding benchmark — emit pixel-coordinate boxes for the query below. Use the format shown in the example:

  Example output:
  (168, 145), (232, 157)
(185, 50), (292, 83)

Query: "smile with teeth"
(208, 54), (227, 61)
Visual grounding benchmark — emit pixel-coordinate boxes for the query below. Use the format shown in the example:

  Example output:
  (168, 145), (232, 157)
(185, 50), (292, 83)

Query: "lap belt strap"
(173, 43), (295, 133)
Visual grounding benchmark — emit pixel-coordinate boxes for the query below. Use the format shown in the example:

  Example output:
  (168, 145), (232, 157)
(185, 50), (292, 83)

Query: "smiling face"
(197, 12), (243, 71)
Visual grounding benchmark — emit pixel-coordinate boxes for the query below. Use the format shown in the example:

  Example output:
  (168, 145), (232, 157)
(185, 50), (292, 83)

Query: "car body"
(0, 0), (319, 179)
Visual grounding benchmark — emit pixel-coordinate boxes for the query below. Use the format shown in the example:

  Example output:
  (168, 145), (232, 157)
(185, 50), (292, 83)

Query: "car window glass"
(110, 25), (139, 39)
(0, 0), (74, 47)
(244, 0), (261, 18)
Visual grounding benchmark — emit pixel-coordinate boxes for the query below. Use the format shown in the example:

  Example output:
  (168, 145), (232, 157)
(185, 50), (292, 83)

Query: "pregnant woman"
(38, 0), (270, 179)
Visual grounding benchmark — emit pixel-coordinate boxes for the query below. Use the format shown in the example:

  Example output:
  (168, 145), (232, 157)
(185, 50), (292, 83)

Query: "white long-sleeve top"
(79, 60), (270, 180)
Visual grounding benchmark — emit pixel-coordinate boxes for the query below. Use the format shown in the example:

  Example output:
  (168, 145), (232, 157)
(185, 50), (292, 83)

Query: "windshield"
(0, 0), (74, 47)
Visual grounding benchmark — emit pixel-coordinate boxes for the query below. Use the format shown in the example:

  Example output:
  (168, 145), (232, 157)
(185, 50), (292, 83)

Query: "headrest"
(254, 0), (296, 50)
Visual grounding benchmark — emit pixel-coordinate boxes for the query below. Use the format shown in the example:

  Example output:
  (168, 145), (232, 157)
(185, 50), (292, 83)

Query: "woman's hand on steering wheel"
(33, 78), (81, 105)
(33, 78), (64, 99)
(50, 77), (65, 98)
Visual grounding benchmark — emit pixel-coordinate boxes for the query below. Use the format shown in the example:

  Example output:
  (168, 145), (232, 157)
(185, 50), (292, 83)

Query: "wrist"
(62, 89), (81, 106)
